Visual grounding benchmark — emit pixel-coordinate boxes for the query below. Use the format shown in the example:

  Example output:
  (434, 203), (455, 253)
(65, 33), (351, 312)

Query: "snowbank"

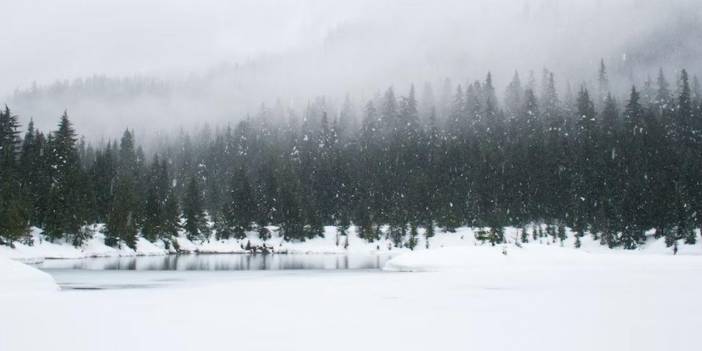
(0, 228), (169, 261)
(383, 245), (594, 272)
(195, 226), (396, 255)
(384, 237), (702, 272)
(1, 224), (699, 262)
(0, 255), (58, 295)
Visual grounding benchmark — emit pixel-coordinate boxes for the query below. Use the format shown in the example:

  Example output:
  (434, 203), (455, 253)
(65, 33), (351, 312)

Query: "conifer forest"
(5, 2), (702, 351)
(2, 63), (701, 251)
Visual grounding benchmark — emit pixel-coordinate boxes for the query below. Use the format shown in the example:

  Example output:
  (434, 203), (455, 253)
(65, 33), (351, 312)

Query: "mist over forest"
(4, 3), (702, 350)
(3, 0), (702, 140)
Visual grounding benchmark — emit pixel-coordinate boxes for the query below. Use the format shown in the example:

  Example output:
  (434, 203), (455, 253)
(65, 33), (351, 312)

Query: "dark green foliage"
(19, 120), (47, 230)
(223, 167), (256, 239)
(43, 112), (89, 245)
(520, 227), (529, 243)
(141, 155), (172, 242)
(0, 106), (30, 245)
(2, 62), (702, 251)
(407, 224), (419, 250)
(557, 225), (567, 243)
(182, 177), (209, 242)
(105, 130), (140, 249)
(488, 227), (504, 246)
(161, 191), (181, 239)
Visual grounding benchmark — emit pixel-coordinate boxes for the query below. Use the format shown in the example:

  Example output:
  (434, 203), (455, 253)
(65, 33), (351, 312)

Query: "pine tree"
(43, 111), (87, 245)
(182, 177), (209, 242)
(19, 120), (41, 228)
(0, 106), (29, 245)
(620, 88), (647, 249)
(91, 142), (116, 222)
(572, 87), (598, 237)
(141, 154), (164, 242)
(407, 224), (418, 250)
(673, 70), (697, 244)
(224, 167), (256, 239)
(105, 130), (139, 249)
(597, 94), (622, 245)
(162, 189), (181, 240)
(277, 166), (305, 241)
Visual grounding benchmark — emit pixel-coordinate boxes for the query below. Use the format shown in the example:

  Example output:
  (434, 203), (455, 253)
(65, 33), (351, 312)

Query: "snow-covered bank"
(0, 228), (170, 262)
(0, 225), (403, 260)
(0, 255), (58, 295)
(383, 243), (702, 273)
(2, 225), (700, 261)
(383, 245), (593, 272)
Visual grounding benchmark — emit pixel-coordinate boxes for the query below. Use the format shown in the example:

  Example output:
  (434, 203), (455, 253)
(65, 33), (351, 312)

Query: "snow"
(194, 226), (398, 255)
(1, 246), (702, 350)
(383, 242), (702, 273)
(384, 245), (593, 272)
(0, 255), (58, 295)
(2, 225), (700, 262)
(0, 228), (169, 261)
(1, 225), (702, 350)
(174, 235), (199, 253)
(135, 237), (171, 256)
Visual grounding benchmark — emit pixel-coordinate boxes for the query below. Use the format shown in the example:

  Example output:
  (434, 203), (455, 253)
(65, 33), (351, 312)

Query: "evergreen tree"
(620, 88), (648, 248)
(105, 130), (139, 248)
(0, 106), (29, 245)
(572, 87), (598, 237)
(673, 70), (698, 244)
(224, 167), (256, 239)
(597, 94), (622, 245)
(44, 111), (87, 245)
(141, 154), (166, 242)
(162, 189), (181, 240)
(182, 177), (209, 242)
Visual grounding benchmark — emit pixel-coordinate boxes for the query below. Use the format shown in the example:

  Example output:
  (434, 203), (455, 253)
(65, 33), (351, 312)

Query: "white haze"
(2, 0), (701, 139)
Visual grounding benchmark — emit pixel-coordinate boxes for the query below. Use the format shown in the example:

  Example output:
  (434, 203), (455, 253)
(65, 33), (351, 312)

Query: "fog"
(2, 0), (701, 139)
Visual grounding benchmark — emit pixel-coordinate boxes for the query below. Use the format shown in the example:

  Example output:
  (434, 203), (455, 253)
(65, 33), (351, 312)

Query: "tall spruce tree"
(182, 177), (209, 242)
(142, 154), (166, 242)
(105, 130), (139, 248)
(0, 106), (29, 245)
(223, 167), (256, 239)
(44, 112), (87, 245)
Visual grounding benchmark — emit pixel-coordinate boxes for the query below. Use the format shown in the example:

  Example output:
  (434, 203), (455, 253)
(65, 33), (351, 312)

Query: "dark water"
(37, 254), (394, 291)
(37, 253), (392, 271)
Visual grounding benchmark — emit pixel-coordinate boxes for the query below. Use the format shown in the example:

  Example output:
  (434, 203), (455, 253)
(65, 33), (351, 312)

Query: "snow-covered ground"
(1, 242), (702, 351)
(0, 255), (58, 295)
(0, 226), (171, 262)
(2, 225), (700, 262)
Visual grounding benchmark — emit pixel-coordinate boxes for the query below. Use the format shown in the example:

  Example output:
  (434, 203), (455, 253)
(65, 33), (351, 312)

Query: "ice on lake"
(35, 253), (393, 290)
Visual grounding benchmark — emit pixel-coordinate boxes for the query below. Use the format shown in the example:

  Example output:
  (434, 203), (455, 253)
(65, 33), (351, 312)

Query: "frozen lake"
(5, 248), (702, 351)
(36, 253), (394, 290)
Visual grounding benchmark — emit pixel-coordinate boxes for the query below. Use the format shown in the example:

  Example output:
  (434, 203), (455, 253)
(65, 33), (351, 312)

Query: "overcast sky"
(0, 0), (378, 95)
(3, 0), (700, 93)
(2, 0), (701, 138)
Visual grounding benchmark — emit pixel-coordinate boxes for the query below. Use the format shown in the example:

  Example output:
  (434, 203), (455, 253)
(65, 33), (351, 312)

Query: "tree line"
(1, 63), (701, 250)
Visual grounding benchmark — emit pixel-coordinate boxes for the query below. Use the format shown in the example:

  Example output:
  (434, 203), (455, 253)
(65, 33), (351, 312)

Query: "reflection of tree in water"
(40, 254), (392, 271)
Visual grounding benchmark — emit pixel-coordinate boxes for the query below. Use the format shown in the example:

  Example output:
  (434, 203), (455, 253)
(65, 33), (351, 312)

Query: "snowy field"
(2, 241), (702, 351)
